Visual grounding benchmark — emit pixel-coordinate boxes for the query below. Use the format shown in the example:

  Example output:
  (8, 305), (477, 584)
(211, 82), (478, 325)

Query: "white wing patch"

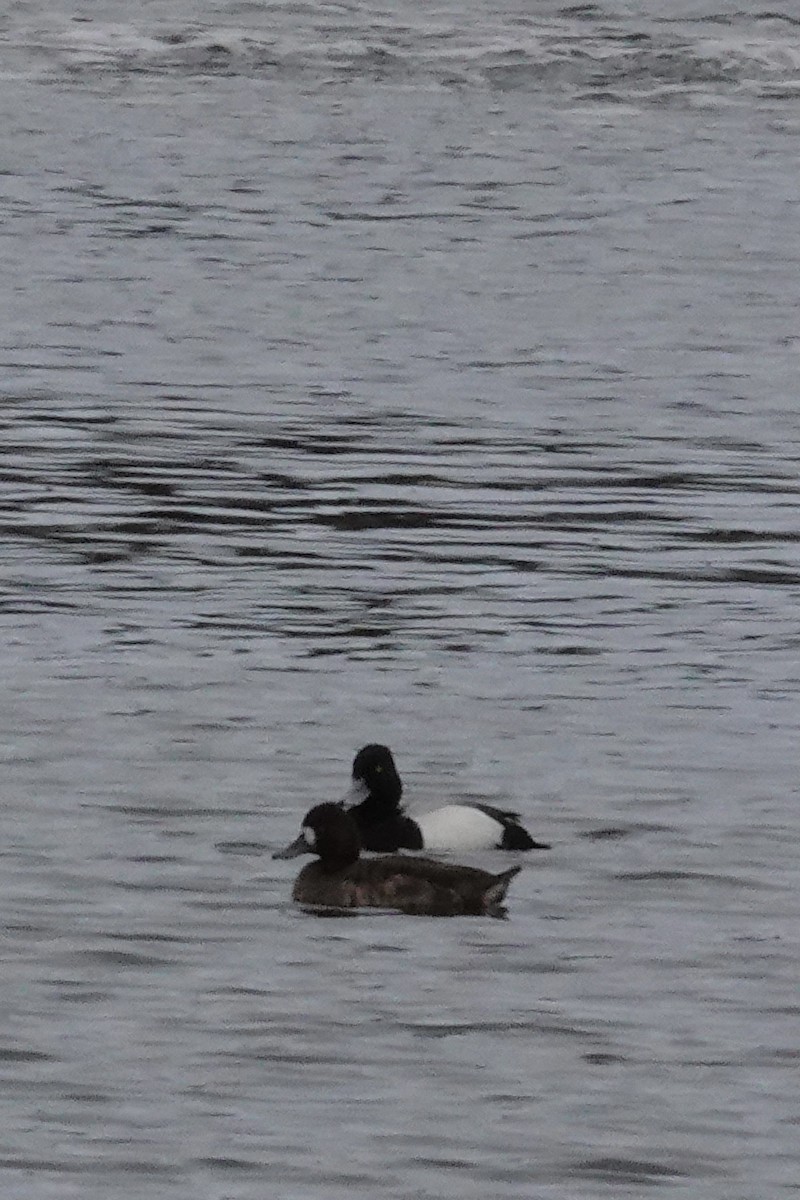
(414, 805), (501, 851)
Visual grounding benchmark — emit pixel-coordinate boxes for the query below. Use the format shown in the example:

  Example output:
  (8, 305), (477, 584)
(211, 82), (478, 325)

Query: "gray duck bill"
(273, 833), (309, 860)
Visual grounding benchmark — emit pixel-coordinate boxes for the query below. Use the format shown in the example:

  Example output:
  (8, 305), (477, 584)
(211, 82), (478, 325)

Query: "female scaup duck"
(341, 744), (549, 853)
(274, 803), (521, 917)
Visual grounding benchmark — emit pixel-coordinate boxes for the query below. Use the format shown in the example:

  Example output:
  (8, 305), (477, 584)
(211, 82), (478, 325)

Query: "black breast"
(351, 811), (424, 852)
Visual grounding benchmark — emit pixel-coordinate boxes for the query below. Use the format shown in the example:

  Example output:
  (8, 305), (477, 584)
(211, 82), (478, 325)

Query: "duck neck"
(319, 846), (359, 873)
(350, 793), (399, 823)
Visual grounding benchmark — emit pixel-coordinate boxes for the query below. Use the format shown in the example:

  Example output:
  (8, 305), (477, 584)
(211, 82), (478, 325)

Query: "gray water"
(2, 2), (800, 1196)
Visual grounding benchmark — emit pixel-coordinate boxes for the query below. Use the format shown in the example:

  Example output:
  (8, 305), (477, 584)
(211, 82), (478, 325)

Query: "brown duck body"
(275, 802), (521, 917)
(292, 854), (520, 917)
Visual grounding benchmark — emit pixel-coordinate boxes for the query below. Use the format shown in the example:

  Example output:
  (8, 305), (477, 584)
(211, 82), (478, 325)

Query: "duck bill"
(339, 778), (369, 808)
(273, 833), (310, 860)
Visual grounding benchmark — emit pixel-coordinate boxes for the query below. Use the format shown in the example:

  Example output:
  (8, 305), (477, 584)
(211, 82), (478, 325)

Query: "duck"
(340, 744), (549, 853)
(273, 803), (521, 917)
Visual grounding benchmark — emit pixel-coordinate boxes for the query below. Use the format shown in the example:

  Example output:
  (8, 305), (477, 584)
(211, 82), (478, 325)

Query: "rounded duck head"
(350, 743), (403, 809)
(274, 802), (361, 872)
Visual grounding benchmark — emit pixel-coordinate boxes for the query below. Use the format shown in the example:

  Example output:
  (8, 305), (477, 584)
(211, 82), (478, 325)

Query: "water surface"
(1, 1), (799, 1196)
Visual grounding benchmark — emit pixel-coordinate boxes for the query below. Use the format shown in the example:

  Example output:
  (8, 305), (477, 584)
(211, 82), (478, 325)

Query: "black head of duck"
(274, 802), (521, 918)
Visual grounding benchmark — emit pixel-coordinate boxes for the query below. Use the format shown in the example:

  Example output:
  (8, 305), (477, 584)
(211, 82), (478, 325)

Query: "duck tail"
(501, 823), (550, 851)
(483, 865), (522, 911)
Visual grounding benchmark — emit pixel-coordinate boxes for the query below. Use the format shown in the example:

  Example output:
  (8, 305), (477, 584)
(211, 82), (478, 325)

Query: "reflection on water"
(4, 397), (799, 657)
(2, 1), (800, 1196)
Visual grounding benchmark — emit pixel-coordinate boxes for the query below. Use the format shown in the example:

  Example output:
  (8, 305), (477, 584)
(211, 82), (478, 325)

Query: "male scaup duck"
(274, 803), (521, 917)
(341, 744), (549, 853)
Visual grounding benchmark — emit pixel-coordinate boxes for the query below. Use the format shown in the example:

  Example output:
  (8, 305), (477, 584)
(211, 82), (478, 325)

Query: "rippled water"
(2, 1), (800, 1196)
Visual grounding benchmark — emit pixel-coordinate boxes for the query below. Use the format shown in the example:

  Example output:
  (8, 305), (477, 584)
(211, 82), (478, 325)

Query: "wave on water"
(21, 10), (800, 102)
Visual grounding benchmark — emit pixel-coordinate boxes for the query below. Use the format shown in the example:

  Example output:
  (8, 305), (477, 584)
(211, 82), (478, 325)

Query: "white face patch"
(302, 825), (316, 848)
(340, 778), (369, 807)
